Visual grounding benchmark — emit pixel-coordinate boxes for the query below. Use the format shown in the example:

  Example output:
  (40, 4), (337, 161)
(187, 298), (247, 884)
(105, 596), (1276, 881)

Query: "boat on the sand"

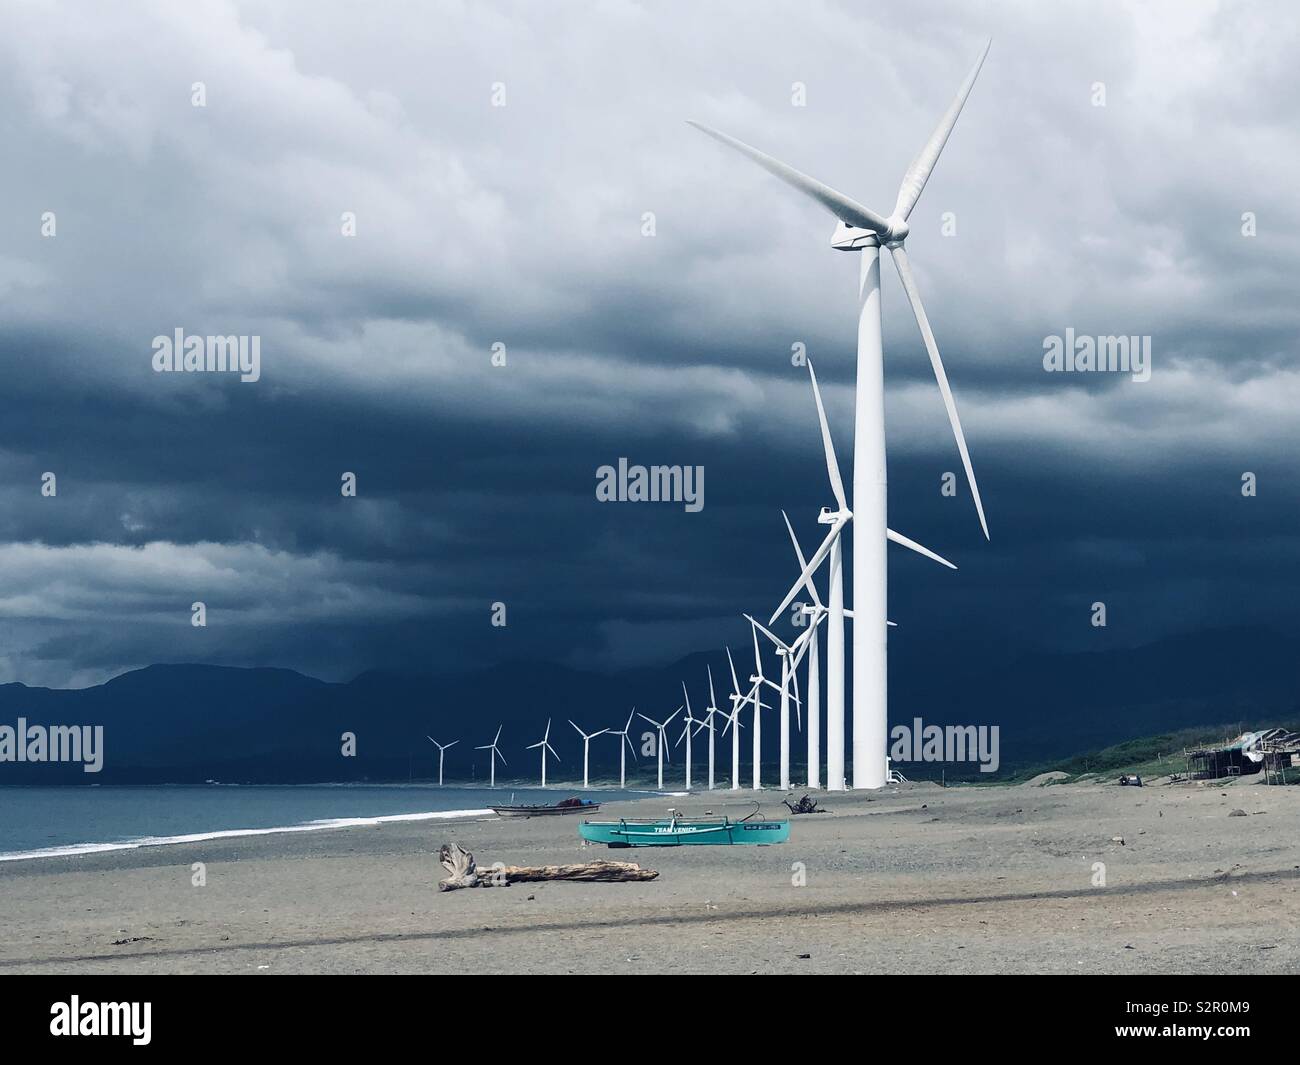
(579, 814), (789, 847)
(492, 796), (601, 818)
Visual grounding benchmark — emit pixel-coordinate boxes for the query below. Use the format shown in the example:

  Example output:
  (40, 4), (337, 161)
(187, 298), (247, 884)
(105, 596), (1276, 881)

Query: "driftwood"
(783, 794), (827, 815)
(438, 843), (657, 891)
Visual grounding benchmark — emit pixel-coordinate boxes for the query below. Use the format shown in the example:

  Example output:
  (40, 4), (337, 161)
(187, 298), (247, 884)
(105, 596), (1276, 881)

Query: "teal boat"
(579, 814), (789, 847)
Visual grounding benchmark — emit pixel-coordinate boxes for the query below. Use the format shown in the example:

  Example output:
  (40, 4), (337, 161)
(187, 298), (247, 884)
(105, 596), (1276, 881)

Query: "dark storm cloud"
(0, 0), (1298, 687)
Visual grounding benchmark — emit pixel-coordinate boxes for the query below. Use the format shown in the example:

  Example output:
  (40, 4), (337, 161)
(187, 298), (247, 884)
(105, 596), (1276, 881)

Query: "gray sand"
(1, 781), (1297, 974)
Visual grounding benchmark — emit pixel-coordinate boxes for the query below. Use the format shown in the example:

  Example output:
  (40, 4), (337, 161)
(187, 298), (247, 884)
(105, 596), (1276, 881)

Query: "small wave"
(0, 808), (493, 863)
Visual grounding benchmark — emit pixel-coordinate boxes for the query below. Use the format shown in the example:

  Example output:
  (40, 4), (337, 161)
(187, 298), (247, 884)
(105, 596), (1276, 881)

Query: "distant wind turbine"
(569, 720), (608, 790)
(610, 709), (638, 789)
(637, 708), (680, 791)
(474, 725), (507, 788)
(526, 719), (560, 787)
(426, 736), (458, 787)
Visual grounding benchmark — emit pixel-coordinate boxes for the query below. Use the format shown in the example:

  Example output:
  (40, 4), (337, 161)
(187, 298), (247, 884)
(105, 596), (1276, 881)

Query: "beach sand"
(1, 780), (1297, 975)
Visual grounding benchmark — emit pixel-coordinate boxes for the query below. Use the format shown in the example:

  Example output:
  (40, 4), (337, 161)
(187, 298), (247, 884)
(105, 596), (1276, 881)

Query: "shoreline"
(2, 781), (1296, 974)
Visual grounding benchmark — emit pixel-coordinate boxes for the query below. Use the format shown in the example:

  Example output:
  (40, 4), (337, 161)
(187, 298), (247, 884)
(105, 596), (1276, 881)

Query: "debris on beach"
(783, 794), (828, 815)
(437, 842), (658, 892)
(1228, 808), (1247, 817)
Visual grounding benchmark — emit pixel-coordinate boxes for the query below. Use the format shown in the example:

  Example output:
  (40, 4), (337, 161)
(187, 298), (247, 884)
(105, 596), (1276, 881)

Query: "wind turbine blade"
(688, 121), (891, 236)
(496, 749), (508, 767)
(887, 527), (958, 569)
(892, 38), (992, 221)
(569, 719), (584, 737)
(707, 665), (718, 710)
(726, 647), (742, 694)
(446, 740), (458, 749)
(891, 245), (989, 540)
(590, 729), (608, 739)
(681, 682), (692, 718)
(744, 613), (789, 652)
(782, 510), (822, 610)
(493, 724), (503, 745)
(768, 516), (849, 624)
(807, 359), (848, 512)
(624, 709), (635, 732)
(546, 743), (560, 760)
(792, 664), (802, 730)
(637, 712), (660, 728)
(526, 740), (543, 750)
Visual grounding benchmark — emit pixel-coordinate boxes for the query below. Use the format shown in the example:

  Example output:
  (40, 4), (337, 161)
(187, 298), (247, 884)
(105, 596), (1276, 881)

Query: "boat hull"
(493, 803), (600, 818)
(579, 818), (789, 847)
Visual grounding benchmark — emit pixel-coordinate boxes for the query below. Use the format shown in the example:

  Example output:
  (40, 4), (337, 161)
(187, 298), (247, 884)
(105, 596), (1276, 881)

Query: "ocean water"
(0, 784), (644, 862)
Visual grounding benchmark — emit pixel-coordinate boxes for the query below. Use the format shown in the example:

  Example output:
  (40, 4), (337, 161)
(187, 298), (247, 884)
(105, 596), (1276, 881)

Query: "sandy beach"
(1, 780), (1297, 975)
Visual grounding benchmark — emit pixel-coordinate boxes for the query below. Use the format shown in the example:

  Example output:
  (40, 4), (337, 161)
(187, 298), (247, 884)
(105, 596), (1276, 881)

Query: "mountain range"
(1, 626), (1296, 784)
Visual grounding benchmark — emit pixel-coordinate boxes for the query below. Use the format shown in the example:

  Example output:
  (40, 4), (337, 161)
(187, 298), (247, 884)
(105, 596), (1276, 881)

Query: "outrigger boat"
(492, 796), (600, 819)
(579, 809), (789, 847)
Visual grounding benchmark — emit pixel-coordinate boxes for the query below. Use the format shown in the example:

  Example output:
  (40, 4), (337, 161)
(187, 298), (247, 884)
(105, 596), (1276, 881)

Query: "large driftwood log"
(438, 843), (657, 891)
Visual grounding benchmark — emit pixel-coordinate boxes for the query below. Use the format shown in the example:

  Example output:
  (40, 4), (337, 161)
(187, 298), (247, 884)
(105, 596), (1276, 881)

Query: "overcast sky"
(1, 0), (1298, 688)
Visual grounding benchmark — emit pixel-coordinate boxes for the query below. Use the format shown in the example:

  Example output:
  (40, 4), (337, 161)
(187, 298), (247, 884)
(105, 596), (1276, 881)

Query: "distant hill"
(0, 626), (1296, 783)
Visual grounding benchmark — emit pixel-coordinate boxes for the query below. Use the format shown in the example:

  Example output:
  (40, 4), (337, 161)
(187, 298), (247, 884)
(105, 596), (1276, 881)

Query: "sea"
(0, 784), (650, 862)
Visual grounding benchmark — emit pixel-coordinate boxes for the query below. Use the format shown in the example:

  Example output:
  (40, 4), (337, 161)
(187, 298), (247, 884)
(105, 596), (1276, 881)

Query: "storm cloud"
(0, 0), (1298, 688)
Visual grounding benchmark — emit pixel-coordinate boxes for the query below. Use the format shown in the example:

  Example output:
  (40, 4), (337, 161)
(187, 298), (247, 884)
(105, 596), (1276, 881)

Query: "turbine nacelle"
(818, 505), (850, 526)
(830, 216), (908, 251)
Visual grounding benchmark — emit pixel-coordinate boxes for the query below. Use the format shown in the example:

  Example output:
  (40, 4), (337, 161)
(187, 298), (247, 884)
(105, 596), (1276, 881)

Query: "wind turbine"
(747, 618), (783, 789)
(675, 683), (700, 791)
(782, 511), (828, 789)
(610, 709), (638, 789)
(690, 40), (992, 789)
(425, 736), (458, 787)
(526, 719), (560, 787)
(702, 666), (719, 790)
(724, 647), (748, 791)
(637, 708), (680, 791)
(569, 720), (608, 790)
(749, 614), (823, 791)
(474, 725), (507, 788)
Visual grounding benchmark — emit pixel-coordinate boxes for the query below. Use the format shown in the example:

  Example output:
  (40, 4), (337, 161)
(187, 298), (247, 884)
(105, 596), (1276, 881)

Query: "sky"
(0, 0), (1298, 689)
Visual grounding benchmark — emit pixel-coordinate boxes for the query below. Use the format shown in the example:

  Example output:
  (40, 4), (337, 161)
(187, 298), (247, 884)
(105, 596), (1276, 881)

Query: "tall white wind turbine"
(637, 708), (680, 791)
(724, 647), (748, 791)
(782, 511), (825, 788)
(690, 40), (992, 788)
(610, 709), (638, 789)
(569, 720), (608, 790)
(526, 719), (560, 787)
(746, 618), (783, 789)
(474, 725), (507, 789)
(702, 666), (719, 790)
(676, 682), (707, 791)
(426, 736), (458, 787)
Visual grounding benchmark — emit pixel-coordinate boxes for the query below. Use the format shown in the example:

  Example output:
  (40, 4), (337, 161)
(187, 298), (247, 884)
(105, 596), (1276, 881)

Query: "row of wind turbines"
(431, 39), (994, 794)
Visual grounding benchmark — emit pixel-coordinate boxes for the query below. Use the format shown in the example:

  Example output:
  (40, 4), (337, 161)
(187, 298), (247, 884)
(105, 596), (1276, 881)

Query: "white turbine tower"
(425, 736), (458, 787)
(782, 511), (824, 788)
(702, 665), (719, 790)
(475, 725), (507, 788)
(637, 708), (680, 791)
(569, 720), (608, 790)
(690, 40), (993, 788)
(610, 709), (638, 789)
(774, 358), (957, 788)
(747, 618), (783, 789)
(526, 719), (560, 787)
(724, 647), (748, 791)
(675, 683), (700, 791)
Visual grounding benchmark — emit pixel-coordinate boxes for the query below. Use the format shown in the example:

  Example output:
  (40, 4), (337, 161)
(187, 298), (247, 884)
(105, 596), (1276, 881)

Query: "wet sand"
(1, 780), (1297, 974)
